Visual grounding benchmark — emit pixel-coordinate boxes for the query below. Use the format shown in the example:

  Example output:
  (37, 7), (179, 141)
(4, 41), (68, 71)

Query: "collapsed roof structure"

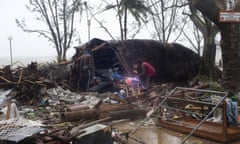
(73, 38), (201, 82)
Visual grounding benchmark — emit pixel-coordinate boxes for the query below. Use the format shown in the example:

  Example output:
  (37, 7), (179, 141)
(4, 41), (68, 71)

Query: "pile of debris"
(0, 62), (70, 105)
(0, 62), (154, 143)
(0, 36), (224, 143)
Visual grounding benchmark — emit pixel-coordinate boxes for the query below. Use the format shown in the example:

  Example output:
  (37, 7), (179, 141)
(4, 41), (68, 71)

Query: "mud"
(112, 119), (240, 144)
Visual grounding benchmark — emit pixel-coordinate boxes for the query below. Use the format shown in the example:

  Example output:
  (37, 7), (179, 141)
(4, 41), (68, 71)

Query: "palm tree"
(105, 0), (151, 40)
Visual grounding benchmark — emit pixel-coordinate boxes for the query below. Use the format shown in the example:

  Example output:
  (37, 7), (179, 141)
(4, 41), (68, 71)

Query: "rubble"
(0, 38), (230, 143)
(0, 62), (154, 143)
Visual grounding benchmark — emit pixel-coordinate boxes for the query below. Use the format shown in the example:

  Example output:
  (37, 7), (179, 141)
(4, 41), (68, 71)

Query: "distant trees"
(16, 0), (83, 62)
(182, 22), (203, 56)
(17, 0), (240, 91)
(148, 0), (188, 43)
(148, 0), (219, 79)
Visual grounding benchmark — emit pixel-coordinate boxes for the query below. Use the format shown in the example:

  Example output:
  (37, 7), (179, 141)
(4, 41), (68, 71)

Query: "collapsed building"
(1, 39), (240, 144)
(70, 38), (201, 90)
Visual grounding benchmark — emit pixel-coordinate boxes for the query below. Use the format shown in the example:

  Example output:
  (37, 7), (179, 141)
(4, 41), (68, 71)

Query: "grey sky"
(0, 0), (54, 57)
(0, 0), (95, 58)
(0, 0), (153, 58)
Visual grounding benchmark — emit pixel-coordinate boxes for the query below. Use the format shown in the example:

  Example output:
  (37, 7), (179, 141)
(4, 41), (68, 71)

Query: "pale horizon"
(0, 0), (116, 58)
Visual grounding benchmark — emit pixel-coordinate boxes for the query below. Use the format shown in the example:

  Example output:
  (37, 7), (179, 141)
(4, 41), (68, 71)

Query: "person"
(75, 48), (95, 92)
(226, 91), (238, 126)
(134, 59), (156, 89)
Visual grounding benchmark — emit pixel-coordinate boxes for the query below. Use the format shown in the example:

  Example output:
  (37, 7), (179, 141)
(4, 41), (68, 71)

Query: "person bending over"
(134, 59), (156, 89)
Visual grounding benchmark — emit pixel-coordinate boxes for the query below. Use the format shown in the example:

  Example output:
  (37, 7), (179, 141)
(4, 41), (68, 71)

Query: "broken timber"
(61, 104), (134, 122)
(157, 87), (240, 143)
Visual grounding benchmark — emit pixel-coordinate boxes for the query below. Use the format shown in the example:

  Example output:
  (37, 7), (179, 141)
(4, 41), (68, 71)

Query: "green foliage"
(192, 75), (222, 91)
(104, 0), (151, 40)
(118, 0), (151, 24)
(192, 75), (210, 83)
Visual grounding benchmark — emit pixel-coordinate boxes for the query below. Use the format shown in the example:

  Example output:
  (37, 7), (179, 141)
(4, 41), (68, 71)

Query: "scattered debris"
(0, 39), (234, 143)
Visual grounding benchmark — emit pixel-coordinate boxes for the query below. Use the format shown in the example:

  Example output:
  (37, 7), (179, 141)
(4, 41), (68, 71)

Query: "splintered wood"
(0, 63), (69, 105)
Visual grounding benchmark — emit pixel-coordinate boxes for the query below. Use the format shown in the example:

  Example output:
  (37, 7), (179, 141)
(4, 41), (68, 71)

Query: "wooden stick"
(18, 69), (24, 83)
(0, 76), (11, 83)
(91, 42), (107, 52)
(6, 101), (12, 120)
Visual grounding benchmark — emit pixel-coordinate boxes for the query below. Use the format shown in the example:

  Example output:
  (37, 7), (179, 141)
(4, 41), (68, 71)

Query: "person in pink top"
(134, 59), (156, 89)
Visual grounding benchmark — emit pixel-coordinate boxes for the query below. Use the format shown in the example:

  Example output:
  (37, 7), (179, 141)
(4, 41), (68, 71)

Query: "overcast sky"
(0, 0), (113, 58)
(0, 0), (153, 59)
(0, 0), (54, 57)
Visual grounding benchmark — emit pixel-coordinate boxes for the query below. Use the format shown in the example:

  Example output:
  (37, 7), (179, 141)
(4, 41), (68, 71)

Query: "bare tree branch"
(16, 0), (82, 62)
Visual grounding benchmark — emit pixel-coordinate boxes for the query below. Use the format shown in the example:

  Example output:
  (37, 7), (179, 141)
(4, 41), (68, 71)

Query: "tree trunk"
(116, 0), (124, 40)
(221, 24), (240, 91)
(200, 35), (217, 79)
(192, 0), (240, 92)
(63, 49), (67, 61)
(124, 7), (128, 40)
(57, 54), (62, 62)
(188, 5), (219, 79)
(61, 109), (99, 122)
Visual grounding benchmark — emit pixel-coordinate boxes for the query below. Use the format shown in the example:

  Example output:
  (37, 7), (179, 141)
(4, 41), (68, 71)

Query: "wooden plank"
(158, 117), (240, 143)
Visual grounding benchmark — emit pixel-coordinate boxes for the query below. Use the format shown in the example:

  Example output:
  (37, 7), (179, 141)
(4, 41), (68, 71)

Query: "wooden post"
(6, 101), (11, 120)
(223, 101), (228, 138)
